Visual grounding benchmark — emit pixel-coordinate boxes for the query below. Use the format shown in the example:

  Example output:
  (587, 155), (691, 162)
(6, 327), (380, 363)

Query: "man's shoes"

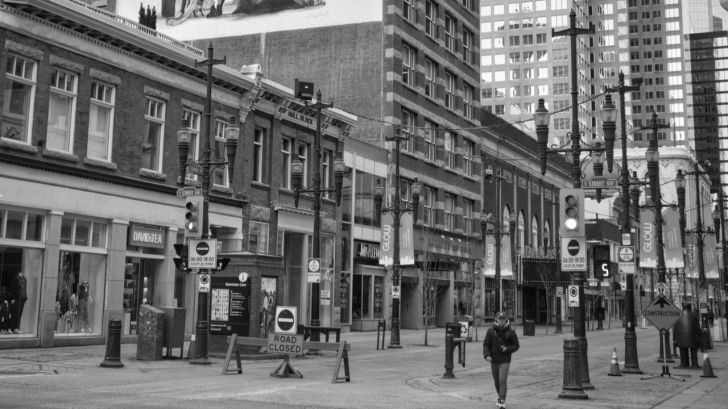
(496, 398), (506, 409)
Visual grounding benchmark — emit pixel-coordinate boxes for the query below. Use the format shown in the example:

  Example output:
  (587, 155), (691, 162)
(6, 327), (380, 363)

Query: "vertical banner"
(500, 236), (513, 277)
(483, 235), (496, 277)
(685, 234), (699, 279)
(399, 213), (415, 265)
(704, 234), (720, 279)
(639, 209), (657, 268)
(663, 208), (684, 268)
(378, 213), (415, 266)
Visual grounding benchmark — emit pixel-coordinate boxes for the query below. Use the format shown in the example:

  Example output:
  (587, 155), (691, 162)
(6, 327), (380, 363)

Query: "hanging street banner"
(378, 212), (415, 266)
(501, 235), (513, 277)
(483, 235), (496, 277)
(639, 209), (657, 268)
(663, 208), (684, 269)
(685, 234), (699, 279)
(704, 234), (720, 279)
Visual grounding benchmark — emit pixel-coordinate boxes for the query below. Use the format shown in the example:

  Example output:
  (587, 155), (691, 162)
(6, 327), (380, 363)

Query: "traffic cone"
(700, 353), (716, 378)
(608, 348), (622, 376)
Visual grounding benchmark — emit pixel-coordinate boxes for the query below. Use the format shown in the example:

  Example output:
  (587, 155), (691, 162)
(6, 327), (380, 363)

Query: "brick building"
(0, 0), (354, 349)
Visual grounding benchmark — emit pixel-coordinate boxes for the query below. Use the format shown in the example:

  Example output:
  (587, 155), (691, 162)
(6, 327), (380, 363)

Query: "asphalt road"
(0, 325), (724, 408)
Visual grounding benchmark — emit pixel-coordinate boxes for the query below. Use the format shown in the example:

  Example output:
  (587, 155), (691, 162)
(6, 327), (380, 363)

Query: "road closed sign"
(267, 333), (302, 355)
(274, 306), (297, 335)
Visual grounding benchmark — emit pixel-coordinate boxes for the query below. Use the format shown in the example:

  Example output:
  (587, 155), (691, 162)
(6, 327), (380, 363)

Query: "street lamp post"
(291, 89), (346, 336)
(641, 113), (673, 363)
(676, 170), (688, 305)
(176, 44), (240, 365)
(605, 72), (643, 374)
(374, 125), (421, 348)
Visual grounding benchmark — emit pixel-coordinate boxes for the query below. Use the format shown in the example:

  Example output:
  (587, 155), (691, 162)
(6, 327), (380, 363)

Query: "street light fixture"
(291, 88), (345, 336)
(604, 72), (642, 374)
(177, 44), (239, 365)
(373, 125), (421, 348)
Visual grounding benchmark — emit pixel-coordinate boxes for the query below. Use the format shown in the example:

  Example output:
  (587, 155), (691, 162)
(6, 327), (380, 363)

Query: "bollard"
(558, 338), (587, 399)
(376, 320), (386, 350)
(100, 319), (124, 368)
(443, 324), (455, 379)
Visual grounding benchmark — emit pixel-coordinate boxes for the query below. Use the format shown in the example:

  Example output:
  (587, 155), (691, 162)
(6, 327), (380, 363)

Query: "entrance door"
(284, 232), (304, 324)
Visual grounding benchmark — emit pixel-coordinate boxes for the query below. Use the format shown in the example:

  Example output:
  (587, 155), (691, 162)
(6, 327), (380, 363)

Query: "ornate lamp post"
(291, 89), (346, 335)
(373, 125), (421, 348)
(176, 44), (239, 365)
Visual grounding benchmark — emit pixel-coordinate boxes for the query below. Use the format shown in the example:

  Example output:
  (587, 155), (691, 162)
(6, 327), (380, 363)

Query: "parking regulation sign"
(188, 239), (217, 269)
(561, 237), (586, 271)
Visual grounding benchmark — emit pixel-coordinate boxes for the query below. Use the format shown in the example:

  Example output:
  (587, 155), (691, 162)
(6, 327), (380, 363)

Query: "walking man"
(483, 312), (520, 409)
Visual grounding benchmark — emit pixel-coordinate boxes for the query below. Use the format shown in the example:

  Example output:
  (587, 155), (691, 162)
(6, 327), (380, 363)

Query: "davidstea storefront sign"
(129, 225), (165, 249)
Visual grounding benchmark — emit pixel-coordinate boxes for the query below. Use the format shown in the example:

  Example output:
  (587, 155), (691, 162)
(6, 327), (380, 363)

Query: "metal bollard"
(558, 338), (587, 399)
(443, 324), (455, 378)
(100, 319), (124, 368)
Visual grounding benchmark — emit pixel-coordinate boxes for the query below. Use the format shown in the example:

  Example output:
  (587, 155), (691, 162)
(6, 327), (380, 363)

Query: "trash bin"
(161, 307), (185, 358)
(523, 318), (535, 336)
(136, 304), (165, 360)
(455, 315), (474, 341)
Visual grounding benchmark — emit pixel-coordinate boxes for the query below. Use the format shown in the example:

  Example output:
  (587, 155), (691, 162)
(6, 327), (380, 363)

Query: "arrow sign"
(642, 294), (681, 331)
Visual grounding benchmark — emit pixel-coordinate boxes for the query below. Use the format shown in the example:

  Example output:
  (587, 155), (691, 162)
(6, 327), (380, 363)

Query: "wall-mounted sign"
(129, 225), (166, 249)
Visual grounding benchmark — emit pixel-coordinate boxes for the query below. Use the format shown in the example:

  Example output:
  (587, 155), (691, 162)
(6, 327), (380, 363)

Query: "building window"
(253, 128), (265, 183)
(402, 0), (414, 22)
(444, 131), (455, 169)
(444, 14), (456, 52)
(182, 110), (201, 181)
(142, 97), (165, 172)
(463, 199), (473, 235)
(281, 137), (292, 189)
(423, 186), (435, 227)
(445, 72), (455, 109)
(444, 193), (455, 230)
(463, 27), (474, 63)
(0, 207), (44, 241)
(402, 43), (416, 87)
(87, 81), (115, 161)
(425, 1), (437, 37)
(463, 139), (474, 176)
(425, 58), (437, 98)
(249, 221), (269, 254)
(60, 217), (108, 248)
(2, 54), (37, 143)
(212, 118), (230, 188)
(401, 108), (416, 152)
(463, 84), (474, 120)
(297, 142), (308, 188)
(47, 68), (77, 153)
(424, 119), (437, 161)
(322, 149), (332, 199)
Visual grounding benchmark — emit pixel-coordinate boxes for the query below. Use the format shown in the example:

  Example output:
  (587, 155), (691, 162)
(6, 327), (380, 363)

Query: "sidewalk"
(0, 325), (726, 408)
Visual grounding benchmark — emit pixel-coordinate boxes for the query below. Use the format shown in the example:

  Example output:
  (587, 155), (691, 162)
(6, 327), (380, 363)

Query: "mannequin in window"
(9, 272), (27, 334)
(57, 254), (74, 321)
(77, 279), (91, 332)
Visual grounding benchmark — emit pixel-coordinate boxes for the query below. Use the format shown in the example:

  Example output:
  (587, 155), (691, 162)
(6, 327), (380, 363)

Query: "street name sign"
(642, 294), (681, 331)
(176, 187), (203, 197)
(561, 237), (586, 271)
(582, 176), (618, 189)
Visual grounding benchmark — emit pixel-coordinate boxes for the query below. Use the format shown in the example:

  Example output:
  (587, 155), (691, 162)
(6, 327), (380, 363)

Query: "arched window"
(518, 210), (526, 250)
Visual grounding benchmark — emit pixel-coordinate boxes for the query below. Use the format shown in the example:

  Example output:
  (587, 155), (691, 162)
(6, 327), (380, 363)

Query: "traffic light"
(593, 244), (611, 279)
(184, 196), (203, 239)
(173, 244), (188, 271)
(559, 188), (585, 238)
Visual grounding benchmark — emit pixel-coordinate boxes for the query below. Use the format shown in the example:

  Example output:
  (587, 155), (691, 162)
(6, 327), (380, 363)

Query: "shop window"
(60, 217), (107, 248)
(55, 251), (105, 336)
(352, 274), (371, 319)
(0, 208), (45, 242)
(123, 257), (158, 335)
(374, 276), (384, 318)
(0, 246), (42, 336)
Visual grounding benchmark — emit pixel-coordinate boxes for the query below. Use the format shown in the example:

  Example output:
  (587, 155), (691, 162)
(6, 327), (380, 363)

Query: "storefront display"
(123, 258), (158, 335)
(55, 251), (105, 335)
(0, 246), (42, 337)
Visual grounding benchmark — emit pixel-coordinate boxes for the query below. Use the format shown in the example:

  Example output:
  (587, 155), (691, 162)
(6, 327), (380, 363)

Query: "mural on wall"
(167, 0), (326, 25)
